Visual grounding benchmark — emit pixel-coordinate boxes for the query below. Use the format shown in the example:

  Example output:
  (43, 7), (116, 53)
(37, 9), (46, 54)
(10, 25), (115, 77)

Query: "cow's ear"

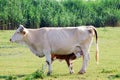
(22, 30), (26, 35)
(20, 28), (26, 35)
(19, 25), (26, 35)
(20, 27), (24, 33)
(20, 28), (24, 33)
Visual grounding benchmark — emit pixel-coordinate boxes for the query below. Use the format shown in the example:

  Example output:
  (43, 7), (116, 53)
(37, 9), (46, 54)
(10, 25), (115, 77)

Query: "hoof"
(70, 70), (74, 74)
(78, 70), (86, 74)
(47, 72), (51, 76)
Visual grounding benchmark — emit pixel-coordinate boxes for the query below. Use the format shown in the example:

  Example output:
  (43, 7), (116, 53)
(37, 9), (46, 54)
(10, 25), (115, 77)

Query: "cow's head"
(10, 25), (27, 44)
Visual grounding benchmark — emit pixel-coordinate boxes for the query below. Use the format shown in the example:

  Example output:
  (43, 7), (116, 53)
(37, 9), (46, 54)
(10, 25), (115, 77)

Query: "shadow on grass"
(108, 74), (120, 80)
(51, 73), (70, 78)
(101, 69), (118, 73)
(0, 74), (70, 80)
(0, 74), (26, 80)
(0, 72), (74, 80)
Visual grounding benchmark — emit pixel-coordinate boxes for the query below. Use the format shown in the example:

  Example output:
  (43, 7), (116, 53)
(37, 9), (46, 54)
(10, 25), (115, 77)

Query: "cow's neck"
(23, 33), (36, 49)
(23, 32), (45, 57)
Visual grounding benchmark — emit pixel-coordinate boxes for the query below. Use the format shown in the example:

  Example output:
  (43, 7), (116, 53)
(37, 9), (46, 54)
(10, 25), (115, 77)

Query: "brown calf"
(51, 51), (83, 74)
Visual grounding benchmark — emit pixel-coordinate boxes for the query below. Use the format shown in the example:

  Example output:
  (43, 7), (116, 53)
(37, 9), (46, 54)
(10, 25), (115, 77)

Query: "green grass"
(0, 27), (120, 80)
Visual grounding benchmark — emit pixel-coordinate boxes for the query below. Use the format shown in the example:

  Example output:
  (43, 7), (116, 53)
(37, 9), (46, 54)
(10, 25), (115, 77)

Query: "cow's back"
(46, 27), (88, 55)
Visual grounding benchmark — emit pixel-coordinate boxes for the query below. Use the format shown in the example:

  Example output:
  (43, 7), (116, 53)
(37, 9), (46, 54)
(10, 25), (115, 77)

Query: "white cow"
(10, 25), (99, 75)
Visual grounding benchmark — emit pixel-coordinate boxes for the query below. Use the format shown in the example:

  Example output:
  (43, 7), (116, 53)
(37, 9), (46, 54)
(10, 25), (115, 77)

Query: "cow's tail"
(92, 27), (99, 64)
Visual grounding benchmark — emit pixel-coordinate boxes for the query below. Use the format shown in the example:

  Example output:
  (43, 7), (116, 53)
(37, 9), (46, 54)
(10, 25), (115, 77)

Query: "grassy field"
(0, 27), (120, 80)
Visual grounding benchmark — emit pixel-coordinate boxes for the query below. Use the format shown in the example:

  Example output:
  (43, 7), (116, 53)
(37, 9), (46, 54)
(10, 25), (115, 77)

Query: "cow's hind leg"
(79, 49), (89, 74)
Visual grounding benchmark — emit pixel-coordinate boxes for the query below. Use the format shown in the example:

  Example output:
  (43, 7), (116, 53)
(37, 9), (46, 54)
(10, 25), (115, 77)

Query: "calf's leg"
(66, 59), (74, 74)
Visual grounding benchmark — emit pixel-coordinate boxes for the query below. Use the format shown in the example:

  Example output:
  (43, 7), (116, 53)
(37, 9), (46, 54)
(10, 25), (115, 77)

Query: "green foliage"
(108, 74), (120, 80)
(3, 69), (45, 80)
(101, 69), (118, 73)
(25, 69), (46, 80)
(0, 0), (120, 29)
(5, 76), (17, 80)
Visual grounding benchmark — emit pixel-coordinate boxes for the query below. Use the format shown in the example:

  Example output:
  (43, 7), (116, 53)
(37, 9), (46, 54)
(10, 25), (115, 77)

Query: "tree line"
(0, 0), (120, 30)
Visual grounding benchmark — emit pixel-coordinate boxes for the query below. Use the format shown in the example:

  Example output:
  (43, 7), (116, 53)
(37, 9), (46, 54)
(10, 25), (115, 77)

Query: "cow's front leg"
(79, 53), (89, 74)
(44, 51), (52, 76)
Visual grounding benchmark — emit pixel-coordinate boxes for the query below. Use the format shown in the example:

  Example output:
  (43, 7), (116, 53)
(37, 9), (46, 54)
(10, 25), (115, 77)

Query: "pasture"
(0, 27), (120, 80)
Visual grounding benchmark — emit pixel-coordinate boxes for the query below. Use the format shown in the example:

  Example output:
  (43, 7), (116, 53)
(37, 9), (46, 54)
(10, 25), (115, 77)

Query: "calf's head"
(10, 25), (27, 43)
